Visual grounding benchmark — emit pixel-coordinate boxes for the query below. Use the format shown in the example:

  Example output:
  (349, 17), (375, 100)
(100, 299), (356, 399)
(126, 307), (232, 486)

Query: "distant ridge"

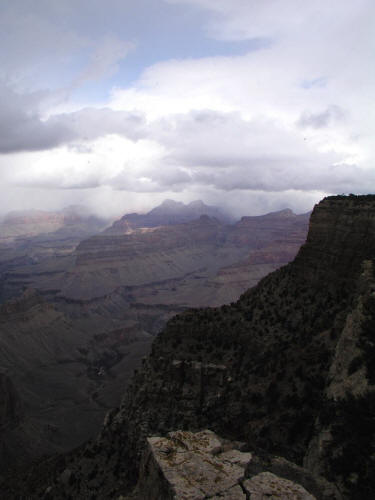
(106, 199), (233, 234)
(0, 206), (109, 244)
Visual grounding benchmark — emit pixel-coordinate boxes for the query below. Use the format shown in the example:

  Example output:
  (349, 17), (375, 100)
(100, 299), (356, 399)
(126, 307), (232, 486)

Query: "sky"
(0, 0), (374, 217)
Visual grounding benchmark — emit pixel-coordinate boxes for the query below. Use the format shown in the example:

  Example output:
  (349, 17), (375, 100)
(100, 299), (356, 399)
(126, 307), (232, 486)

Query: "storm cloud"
(0, 82), (146, 153)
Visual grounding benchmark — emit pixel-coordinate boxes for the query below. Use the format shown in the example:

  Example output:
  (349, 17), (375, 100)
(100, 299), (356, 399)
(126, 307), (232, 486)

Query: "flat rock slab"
(243, 471), (316, 500)
(137, 429), (251, 499)
(135, 430), (328, 499)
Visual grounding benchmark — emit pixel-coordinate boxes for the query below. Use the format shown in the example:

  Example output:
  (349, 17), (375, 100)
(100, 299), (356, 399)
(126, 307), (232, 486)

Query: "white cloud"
(0, 0), (374, 216)
(5, 135), (167, 192)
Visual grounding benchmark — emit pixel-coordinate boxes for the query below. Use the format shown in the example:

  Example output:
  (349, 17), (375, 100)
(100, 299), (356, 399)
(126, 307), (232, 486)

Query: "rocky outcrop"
(135, 430), (251, 499)
(134, 430), (340, 500)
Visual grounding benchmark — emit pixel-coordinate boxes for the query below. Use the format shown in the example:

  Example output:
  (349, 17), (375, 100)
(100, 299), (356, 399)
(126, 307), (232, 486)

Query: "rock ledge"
(133, 430), (335, 499)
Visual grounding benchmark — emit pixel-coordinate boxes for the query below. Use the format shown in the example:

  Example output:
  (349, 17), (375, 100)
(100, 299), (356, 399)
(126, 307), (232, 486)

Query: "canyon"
(0, 200), (309, 480)
(6, 195), (372, 499)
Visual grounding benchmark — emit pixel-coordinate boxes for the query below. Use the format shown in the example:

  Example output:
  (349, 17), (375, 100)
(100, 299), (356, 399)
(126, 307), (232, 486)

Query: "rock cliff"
(17, 195), (374, 500)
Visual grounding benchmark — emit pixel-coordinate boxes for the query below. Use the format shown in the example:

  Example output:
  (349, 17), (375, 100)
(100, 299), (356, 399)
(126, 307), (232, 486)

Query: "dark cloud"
(0, 82), (146, 153)
(187, 162), (372, 194)
(297, 105), (345, 129)
(48, 108), (146, 143)
(0, 84), (74, 153)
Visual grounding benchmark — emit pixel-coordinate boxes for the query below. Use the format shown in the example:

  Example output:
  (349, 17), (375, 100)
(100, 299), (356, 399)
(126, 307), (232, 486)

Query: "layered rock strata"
(52, 210), (308, 301)
(1, 208), (308, 305)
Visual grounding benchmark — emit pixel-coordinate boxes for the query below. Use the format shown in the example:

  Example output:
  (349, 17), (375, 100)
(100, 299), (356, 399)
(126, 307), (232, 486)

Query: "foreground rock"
(136, 430), (250, 499)
(132, 430), (339, 500)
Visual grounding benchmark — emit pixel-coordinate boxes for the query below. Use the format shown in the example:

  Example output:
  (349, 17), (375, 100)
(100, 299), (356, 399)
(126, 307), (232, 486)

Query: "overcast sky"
(0, 0), (374, 217)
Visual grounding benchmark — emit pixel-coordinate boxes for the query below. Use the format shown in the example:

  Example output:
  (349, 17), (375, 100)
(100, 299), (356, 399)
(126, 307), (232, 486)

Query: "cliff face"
(293, 196), (375, 285)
